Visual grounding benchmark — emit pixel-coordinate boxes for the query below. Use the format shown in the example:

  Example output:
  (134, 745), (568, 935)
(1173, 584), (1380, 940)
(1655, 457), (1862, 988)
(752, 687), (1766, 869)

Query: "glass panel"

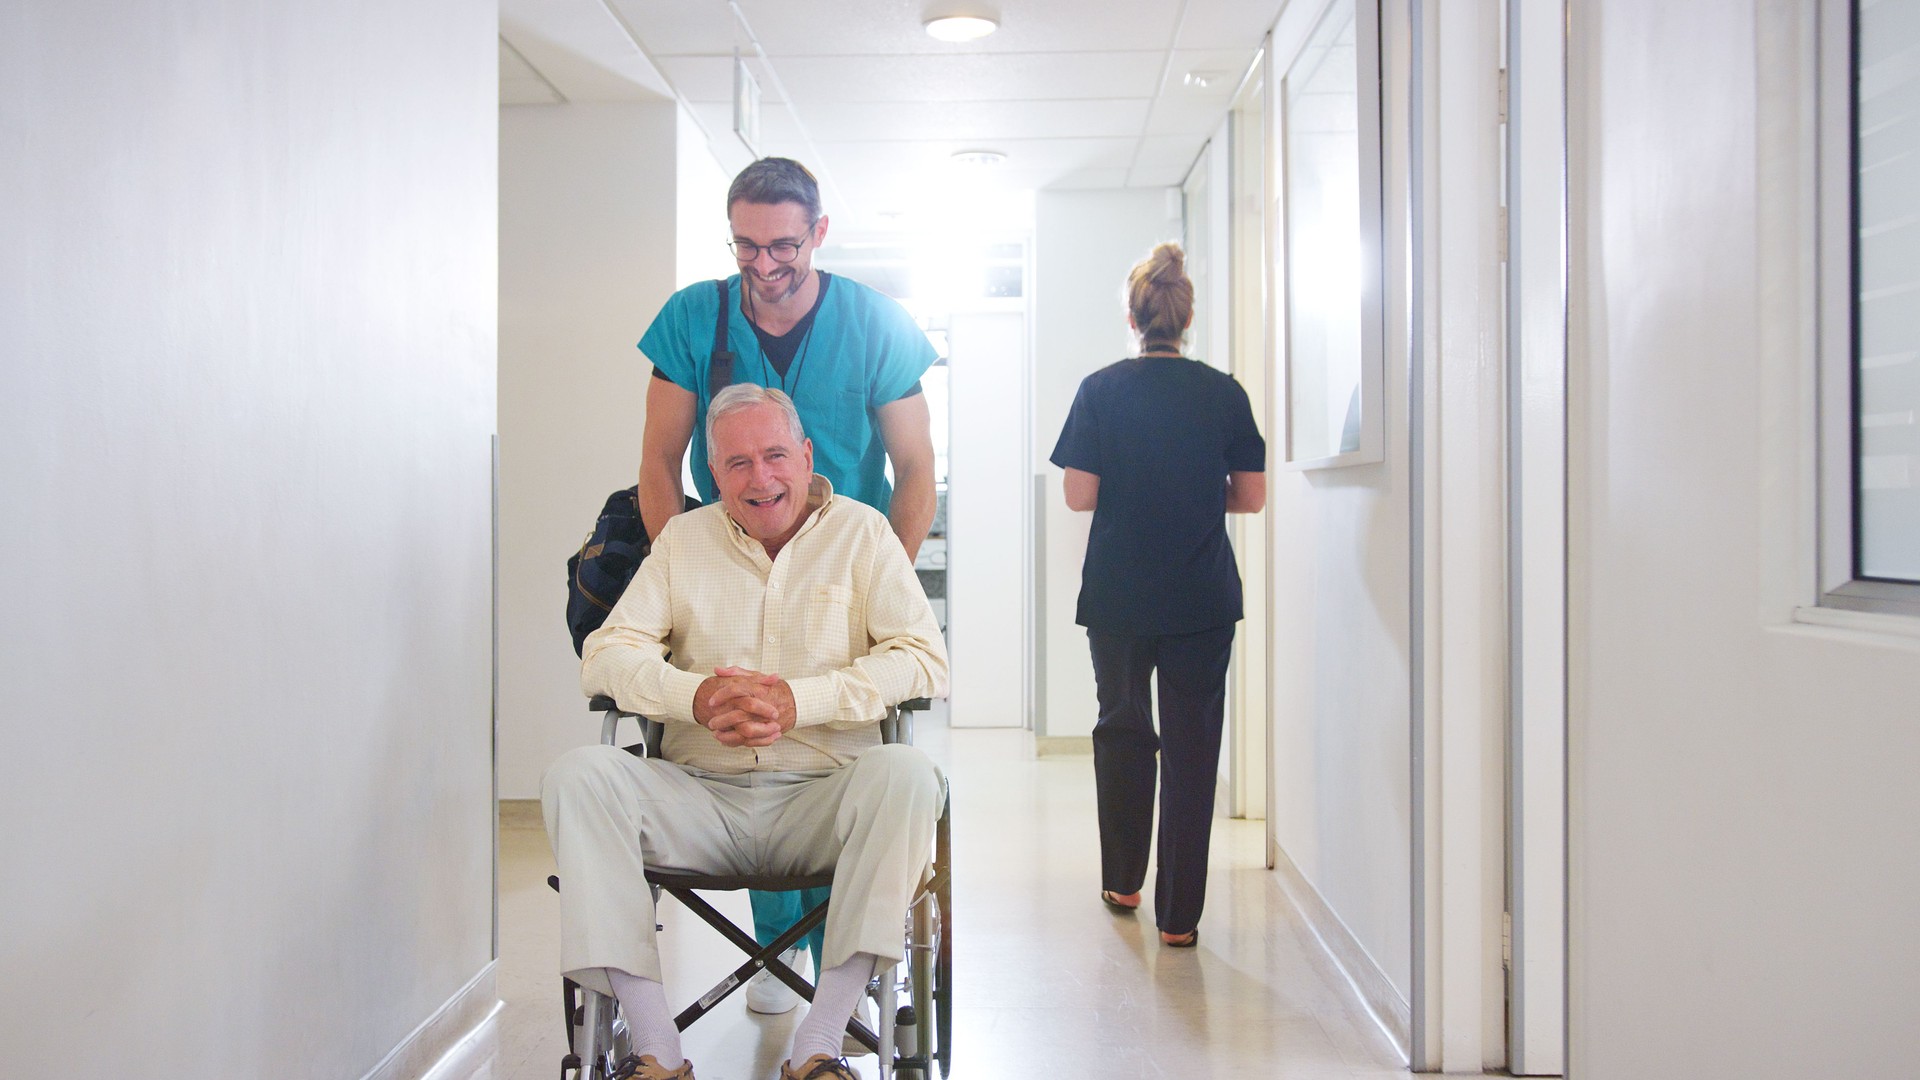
(1855, 0), (1920, 581)
(1284, 0), (1364, 463)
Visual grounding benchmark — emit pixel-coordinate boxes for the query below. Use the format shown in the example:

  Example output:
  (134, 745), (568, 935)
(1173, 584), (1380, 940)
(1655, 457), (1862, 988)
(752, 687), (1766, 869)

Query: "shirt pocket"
(832, 387), (870, 443)
(801, 583), (857, 667)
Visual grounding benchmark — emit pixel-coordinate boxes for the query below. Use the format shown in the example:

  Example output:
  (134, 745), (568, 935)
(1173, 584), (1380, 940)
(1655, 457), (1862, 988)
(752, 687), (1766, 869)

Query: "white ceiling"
(500, 0), (1283, 235)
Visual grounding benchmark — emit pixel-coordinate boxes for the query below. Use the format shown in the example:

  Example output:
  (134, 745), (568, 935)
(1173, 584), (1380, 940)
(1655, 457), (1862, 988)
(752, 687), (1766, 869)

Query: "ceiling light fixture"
(924, 14), (999, 42)
(950, 149), (1007, 166)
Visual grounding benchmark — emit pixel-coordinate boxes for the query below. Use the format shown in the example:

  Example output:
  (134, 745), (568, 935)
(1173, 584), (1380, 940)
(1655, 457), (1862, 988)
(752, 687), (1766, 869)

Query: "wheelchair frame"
(554, 697), (952, 1080)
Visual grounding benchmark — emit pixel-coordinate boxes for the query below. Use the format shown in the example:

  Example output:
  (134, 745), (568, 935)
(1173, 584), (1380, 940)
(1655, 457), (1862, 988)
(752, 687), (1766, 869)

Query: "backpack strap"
(708, 278), (734, 400)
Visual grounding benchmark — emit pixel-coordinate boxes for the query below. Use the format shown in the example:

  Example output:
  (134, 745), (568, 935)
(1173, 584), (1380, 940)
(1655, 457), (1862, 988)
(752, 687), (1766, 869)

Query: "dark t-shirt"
(1050, 356), (1266, 636)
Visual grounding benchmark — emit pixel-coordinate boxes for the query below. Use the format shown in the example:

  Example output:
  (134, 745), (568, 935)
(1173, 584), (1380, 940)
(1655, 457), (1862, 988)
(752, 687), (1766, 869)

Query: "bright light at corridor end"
(923, 13), (999, 41)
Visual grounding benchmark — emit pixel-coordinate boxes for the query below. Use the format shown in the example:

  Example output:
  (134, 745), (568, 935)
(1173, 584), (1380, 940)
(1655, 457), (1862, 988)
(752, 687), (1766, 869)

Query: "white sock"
(607, 968), (683, 1068)
(789, 953), (881, 1066)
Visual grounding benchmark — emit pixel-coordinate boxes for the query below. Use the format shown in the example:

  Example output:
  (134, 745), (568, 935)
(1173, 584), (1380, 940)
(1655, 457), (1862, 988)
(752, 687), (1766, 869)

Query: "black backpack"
(564, 281), (736, 655)
(565, 486), (647, 656)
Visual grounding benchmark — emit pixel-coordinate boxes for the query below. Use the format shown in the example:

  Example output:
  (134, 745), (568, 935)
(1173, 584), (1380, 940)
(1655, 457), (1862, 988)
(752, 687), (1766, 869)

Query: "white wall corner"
(360, 964), (499, 1080)
(498, 101), (686, 799)
(500, 0), (675, 103)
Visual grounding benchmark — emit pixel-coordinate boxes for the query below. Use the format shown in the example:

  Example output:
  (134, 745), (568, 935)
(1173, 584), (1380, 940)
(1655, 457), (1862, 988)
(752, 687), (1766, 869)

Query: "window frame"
(1274, 0), (1387, 471)
(1816, 0), (1920, 617)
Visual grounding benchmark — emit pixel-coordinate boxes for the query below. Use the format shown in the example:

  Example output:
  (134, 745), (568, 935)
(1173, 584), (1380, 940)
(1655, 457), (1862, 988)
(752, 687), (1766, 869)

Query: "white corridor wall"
(946, 310), (1029, 729)
(1033, 188), (1183, 742)
(0, 1), (498, 1075)
(1568, 1), (1920, 1074)
(497, 102), (729, 799)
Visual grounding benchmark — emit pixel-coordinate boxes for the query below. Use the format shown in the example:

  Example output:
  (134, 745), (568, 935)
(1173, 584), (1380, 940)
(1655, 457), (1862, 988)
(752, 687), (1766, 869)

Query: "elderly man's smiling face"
(710, 400), (815, 554)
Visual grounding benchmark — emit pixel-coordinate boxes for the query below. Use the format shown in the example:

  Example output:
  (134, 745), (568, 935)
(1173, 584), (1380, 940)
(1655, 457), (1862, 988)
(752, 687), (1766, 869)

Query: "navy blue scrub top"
(1050, 356), (1266, 637)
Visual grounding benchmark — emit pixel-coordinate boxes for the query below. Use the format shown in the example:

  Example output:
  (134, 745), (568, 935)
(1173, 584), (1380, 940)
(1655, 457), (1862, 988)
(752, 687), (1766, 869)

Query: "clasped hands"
(694, 665), (798, 748)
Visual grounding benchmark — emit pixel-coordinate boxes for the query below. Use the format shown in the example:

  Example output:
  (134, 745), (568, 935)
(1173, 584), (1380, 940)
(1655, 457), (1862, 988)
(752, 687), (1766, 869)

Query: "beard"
(747, 264), (808, 305)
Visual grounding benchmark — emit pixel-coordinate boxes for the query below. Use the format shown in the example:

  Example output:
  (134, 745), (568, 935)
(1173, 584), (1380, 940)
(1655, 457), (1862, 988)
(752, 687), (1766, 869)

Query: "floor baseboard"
(360, 961), (499, 1080)
(1269, 845), (1412, 1061)
(499, 798), (543, 830)
(1034, 735), (1093, 756)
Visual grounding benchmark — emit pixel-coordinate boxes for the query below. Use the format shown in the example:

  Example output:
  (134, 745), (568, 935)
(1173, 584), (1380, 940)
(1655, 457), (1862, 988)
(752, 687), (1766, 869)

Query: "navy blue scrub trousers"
(1087, 624), (1235, 937)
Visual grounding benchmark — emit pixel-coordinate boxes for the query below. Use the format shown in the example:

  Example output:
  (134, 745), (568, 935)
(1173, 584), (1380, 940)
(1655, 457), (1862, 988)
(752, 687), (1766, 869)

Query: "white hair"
(706, 383), (808, 462)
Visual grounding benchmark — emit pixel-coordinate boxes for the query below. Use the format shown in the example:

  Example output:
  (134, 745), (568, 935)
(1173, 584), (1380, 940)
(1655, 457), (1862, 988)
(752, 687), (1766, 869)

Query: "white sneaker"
(842, 994), (877, 1056)
(745, 947), (807, 1014)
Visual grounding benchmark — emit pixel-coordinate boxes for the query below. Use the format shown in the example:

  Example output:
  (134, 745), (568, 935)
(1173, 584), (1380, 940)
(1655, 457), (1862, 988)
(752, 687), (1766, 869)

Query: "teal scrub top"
(640, 272), (936, 512)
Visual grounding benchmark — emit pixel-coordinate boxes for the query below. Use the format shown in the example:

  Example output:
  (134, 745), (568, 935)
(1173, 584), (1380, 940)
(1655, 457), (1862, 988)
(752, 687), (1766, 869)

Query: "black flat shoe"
(1160, 928), (1199, 948)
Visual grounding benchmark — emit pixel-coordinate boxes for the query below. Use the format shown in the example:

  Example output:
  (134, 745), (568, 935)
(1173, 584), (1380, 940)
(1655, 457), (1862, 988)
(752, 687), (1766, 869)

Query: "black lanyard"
(741, 272), (827, 399)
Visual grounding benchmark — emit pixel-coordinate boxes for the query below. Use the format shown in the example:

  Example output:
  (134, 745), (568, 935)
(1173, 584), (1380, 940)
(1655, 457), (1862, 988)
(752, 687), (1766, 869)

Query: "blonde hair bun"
(1147, 242), (1185, 279)
(1127, 242), (1195, 353)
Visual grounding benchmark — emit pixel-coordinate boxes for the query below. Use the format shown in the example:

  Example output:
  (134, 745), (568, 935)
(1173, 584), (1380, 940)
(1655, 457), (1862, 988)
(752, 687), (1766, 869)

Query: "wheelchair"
(553, 696), (952, 1080)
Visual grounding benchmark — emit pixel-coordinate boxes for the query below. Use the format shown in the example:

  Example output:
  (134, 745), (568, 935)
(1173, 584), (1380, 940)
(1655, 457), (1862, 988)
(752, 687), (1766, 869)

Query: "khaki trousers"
(542, 742), (943, 995)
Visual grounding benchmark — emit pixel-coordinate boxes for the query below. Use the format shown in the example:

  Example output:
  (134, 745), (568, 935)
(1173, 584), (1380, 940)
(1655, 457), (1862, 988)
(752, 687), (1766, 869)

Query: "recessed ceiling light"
(950, 149), (1006, 166)
(924, 14), (999, 42)
(1183, 70), (1226, 89)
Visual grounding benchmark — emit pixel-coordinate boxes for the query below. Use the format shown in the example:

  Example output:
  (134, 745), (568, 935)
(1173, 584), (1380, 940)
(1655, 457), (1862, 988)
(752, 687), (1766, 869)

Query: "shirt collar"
(798, 473), (833, 523)
(721, 474), (835, 556)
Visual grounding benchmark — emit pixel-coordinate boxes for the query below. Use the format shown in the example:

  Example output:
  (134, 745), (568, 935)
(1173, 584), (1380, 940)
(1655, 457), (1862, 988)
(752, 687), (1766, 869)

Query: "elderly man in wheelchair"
(544, 384), (949, 1080)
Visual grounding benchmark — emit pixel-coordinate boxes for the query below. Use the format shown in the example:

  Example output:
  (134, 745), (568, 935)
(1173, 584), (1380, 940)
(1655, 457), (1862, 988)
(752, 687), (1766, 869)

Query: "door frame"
(1504, 0), (1569, 1073)
(1222, 47), (1275, 825)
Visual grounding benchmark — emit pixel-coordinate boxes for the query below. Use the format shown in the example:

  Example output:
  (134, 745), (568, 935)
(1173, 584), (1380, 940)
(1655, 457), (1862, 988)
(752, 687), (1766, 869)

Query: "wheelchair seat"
(554, 696), (952, 1080)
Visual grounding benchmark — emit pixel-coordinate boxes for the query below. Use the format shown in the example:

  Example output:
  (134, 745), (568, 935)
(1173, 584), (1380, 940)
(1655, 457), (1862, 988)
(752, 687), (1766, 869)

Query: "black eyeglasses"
(727, 236), (810, 263)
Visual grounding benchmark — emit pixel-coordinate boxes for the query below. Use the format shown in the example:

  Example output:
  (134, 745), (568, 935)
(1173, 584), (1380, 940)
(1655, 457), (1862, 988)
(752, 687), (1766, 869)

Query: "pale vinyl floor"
(460, 709), (1408, 1080)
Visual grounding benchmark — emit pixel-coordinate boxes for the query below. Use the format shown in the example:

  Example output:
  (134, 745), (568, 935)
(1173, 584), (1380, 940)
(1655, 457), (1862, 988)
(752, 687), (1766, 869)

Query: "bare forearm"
(638, 457), (687, 540)
(876, 393), (936, 560)
(888, 463), (936, 561)
(639, 375), (698, 540)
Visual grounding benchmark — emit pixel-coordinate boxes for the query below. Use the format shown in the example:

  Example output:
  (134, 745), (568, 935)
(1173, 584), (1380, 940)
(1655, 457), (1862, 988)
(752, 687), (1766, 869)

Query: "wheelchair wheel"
(933, 806), (952, 1079)
(564, 987), (631, 1080)
(895, 819), (953, 1078)
(889, 892), (937, 1080)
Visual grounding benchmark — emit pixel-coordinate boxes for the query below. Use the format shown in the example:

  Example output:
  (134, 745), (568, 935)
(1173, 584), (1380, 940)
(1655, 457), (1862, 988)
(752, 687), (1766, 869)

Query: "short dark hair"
(727, 157), (823, 222)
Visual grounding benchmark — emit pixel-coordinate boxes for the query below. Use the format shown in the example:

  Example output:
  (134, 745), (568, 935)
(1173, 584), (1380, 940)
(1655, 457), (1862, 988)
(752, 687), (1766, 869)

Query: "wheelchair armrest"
(879, 697), (934, 744)
(880, 704), (913, 746)
(587, 695), (662, 756)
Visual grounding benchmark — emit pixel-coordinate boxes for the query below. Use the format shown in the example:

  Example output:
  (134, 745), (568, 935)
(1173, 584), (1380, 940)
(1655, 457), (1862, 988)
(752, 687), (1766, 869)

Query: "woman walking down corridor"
(1049, 242), (1267, 948)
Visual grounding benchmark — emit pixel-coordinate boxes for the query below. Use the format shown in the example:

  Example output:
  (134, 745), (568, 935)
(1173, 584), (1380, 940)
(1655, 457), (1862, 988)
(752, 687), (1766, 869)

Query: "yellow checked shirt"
(580, 476), (949, 773)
